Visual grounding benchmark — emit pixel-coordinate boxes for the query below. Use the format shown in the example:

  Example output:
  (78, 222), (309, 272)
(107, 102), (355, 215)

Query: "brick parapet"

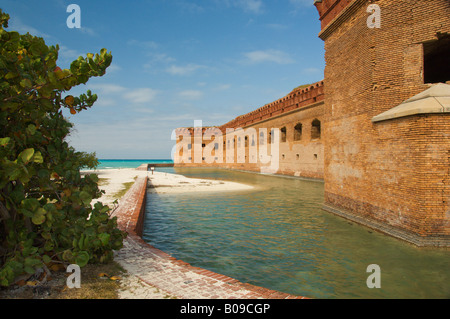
(218, 81), (324, 132)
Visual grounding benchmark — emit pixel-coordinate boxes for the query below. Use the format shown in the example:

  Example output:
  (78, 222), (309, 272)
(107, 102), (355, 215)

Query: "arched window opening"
(280, 127), (287, 143)
(294, 123), (302, 141)
(311, 119), (321, 139)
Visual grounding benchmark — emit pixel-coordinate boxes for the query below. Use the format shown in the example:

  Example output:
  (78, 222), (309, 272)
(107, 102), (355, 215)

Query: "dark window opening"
(423, 34), (450, 84)
(280, 127), (287, 143)
(294, 123), (302, 141)
(311, 119), (321, 139)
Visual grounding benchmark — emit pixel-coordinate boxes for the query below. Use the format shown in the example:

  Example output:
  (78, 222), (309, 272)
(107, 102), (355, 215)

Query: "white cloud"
(78, 26), (97, 37)
(214, 84), (231, 91)
(8, 16), (52, 39)
(94, 97), (117, 107)
(237, 0), (263, 13)
(106, 63), (122, 73)
(166, 64), (205, 76)
(177, 1), (205, 13)
(289, 0), (314, 7)
(127, 39), (159, 49)
(243, 49), (295, 64)
(58, 45), (84, 60)
(124, 88), (158, 104)
(89, 84), (126, 95)
(178, 90), (204, 100)
(302, 67), (321, 74)
(221, 0), (263, 14)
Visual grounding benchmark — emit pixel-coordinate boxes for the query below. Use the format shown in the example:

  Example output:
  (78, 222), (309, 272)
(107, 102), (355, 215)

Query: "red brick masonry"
(112, 176), (308, 299)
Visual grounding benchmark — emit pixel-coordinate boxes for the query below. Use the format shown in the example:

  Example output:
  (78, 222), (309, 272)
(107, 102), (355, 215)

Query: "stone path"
(111, 175), (308, 299)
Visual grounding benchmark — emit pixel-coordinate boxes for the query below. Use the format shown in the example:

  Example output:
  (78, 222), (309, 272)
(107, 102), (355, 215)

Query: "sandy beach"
(83, 168), (254, 205)
(81, 167), (254, 298)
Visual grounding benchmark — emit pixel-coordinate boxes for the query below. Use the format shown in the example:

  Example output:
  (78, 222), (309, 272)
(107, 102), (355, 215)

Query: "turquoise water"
(142, 167), (450, 299)
(97, 159), (173, 169)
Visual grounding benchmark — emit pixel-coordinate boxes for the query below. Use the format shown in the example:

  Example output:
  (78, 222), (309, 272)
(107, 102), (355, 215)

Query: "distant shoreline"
(96, 159), (174, 170)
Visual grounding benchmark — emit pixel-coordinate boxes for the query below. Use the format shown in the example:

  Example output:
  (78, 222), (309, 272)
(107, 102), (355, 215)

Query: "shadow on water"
(142, 167), (450, 299)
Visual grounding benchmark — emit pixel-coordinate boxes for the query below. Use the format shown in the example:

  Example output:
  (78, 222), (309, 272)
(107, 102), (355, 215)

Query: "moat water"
(142, 167), (449, 299)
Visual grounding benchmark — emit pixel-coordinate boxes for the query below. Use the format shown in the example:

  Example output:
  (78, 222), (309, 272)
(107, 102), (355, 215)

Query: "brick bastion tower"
(315, 0), (450, 246)
(174, 0), (449, 247)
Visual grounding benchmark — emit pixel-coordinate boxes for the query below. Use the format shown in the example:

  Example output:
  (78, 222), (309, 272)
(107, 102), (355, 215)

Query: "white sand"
(82, 168), (253, 205)
(147, 171), (254, 194)
(82, 168), (149, 207)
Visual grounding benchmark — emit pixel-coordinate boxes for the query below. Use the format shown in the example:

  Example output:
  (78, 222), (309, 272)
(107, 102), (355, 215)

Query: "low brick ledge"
(112, 176), (308, 299)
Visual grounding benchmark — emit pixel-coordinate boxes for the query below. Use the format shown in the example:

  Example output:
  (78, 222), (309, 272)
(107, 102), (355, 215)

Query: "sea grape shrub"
(0, 9), (126, 286)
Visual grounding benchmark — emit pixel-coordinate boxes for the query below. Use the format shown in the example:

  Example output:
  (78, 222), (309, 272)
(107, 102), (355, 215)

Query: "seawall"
(112, 173), (308, 299)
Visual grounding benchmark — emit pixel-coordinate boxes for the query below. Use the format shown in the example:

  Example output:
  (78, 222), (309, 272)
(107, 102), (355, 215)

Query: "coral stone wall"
(320, 0), (450, 245)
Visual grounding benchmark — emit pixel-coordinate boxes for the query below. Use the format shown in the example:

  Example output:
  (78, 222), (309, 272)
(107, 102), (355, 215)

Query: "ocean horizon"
(97, 159), (173, 169)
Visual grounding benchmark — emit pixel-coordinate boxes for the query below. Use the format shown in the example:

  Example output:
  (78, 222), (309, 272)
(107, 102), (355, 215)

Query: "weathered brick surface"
(172, 1), (450, 247)
(175, 81), (325, 180)
(112, 176), (308, 299)
(320, 0), (450, 246)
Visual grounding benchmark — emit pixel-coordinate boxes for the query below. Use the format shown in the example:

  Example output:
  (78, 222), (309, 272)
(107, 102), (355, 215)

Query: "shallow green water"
(142, 167), (450, 299)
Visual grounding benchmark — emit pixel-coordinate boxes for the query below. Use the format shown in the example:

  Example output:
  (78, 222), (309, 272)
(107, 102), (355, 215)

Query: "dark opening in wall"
(280, 127), (287, 143)
(423, 34), (450, 84)
(294, 123), (302, 141)
(311, 119), (321, 139)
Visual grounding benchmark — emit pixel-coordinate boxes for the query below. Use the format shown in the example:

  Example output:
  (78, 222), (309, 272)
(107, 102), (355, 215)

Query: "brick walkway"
(112, 176), (307, 299)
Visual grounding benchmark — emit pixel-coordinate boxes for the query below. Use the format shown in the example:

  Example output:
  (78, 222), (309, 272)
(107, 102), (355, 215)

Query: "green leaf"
(22, 198), (40, 212)
(39, 98), (53, 110)
(75, 251), (90, 267)
(18, 148), (34, 164)
(98, 233), (110, 246)
(5, 72), (17, 79)
(19, 79), (32, 88)
(31, 207), (46, 225)
(32, 151), (43, 164)
(0, 137), (10, 147)
(42, 254), (52, 264)
(24, 266), (35, 275)
(62, 250), (73, 262)
(79, 191), (92, 205)
(26, 124), (36, 135)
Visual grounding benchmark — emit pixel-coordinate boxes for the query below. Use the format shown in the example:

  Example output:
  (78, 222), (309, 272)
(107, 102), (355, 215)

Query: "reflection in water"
(143, 168), (450, 299)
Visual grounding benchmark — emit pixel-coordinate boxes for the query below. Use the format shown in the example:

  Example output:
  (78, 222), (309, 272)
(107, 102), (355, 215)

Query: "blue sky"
(2, 0), (324, 159)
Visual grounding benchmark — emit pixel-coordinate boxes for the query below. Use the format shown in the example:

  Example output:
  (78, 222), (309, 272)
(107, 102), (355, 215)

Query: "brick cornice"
(218, 80), (325, 131)
(317, 0), (367, 40)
